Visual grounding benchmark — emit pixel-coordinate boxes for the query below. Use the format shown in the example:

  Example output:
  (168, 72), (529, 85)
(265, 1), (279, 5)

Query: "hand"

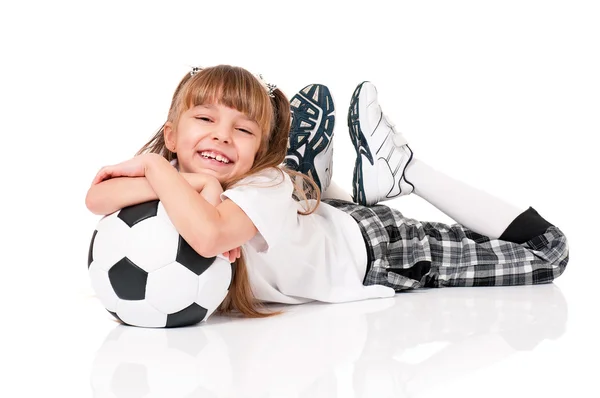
(91, 153), (159, 185)
(224, 247), (242, 263)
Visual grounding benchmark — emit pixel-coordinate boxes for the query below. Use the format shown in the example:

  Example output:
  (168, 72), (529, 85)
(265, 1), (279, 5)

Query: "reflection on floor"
(90, 284), (566, 397)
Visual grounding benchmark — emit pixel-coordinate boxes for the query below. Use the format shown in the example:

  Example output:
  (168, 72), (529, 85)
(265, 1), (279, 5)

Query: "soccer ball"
(87, 200), (234, 328)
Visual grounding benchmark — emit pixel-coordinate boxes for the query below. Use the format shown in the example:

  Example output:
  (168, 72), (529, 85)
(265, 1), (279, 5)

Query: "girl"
(85, 65), (569, 319)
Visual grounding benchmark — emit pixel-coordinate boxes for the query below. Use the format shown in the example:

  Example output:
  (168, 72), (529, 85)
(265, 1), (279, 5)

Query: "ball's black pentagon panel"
(165, 303), (208, 328)
(118, 200), (160, 228)
(176, 236), (215, 275)
(88, 230), (98, 269)
(108, 258), (148, 300)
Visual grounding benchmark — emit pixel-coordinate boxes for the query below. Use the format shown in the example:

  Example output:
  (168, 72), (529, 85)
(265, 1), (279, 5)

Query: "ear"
(163, 122), (176, 152)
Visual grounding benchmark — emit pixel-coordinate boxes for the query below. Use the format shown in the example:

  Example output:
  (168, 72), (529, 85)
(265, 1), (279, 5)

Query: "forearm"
(85, 172), (210, 216)
(85, 177), (157, 215)
(144, 155), (221, 257)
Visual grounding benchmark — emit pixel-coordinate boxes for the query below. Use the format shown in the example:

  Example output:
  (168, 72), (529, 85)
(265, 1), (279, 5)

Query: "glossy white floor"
(85, 280), (591, 398)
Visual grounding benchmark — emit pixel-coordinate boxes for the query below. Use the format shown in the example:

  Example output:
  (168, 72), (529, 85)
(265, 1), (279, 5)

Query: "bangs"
(180, 66), (272, 134)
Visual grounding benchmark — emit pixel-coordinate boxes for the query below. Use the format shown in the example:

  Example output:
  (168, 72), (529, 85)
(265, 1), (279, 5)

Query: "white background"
(1, 0), (598, 396)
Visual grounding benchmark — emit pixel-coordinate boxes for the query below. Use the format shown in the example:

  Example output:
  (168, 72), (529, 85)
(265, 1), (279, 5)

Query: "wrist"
(195, 172), (221, 191)
(144, 154), (175, 189)
(181, 172), (205, 191)
(144, 153), (168, 175)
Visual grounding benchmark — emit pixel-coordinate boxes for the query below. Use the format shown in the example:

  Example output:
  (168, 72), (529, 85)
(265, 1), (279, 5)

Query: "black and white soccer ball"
(87, 200), (234, 328)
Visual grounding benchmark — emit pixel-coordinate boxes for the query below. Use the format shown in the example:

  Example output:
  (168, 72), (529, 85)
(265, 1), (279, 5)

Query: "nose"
(211, 123), (231, 143)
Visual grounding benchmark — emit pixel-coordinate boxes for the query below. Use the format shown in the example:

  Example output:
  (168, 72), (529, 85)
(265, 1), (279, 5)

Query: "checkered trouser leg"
(323, 199), (569, 291)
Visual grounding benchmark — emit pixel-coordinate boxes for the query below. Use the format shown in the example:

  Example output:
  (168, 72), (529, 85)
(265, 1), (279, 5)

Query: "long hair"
(137, 65), (321, 318)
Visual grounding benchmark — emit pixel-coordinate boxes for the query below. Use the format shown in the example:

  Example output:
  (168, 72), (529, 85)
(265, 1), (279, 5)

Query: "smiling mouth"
(197, 152), (233, 166)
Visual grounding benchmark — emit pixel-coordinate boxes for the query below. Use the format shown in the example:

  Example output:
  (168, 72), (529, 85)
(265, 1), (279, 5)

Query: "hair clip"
(265, 82), (277, 98)
(190, 66), (203, 76)
(258, 74), (277, 98)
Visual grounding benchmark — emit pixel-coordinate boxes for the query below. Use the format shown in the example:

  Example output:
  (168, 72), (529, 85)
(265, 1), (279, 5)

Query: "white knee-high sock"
(404, 158), (526, 239)
(322, 180), (354, 202)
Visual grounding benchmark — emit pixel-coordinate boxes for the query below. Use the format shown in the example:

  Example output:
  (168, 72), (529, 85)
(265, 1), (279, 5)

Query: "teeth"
(200, 151), (230, 164)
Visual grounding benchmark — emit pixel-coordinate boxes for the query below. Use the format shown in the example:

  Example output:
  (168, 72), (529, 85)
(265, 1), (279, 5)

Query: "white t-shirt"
(220, 167), (396, 304)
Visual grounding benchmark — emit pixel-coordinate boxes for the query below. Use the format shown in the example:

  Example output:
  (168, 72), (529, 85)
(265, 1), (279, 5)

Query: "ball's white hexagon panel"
(127, 216), (179, 273)
(116, 299), (167, 328)
(196, 259), (232, 315)
(92, 215), (131, 267)
(88, 261), (119, 312)
(146, 262), (199, 314)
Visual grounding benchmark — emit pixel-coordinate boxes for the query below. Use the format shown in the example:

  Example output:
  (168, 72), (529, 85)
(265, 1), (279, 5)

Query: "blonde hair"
(137, 65), (321, 318)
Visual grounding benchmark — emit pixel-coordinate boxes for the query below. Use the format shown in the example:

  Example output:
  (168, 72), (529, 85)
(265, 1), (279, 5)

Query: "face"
(164, 103), (263, 182)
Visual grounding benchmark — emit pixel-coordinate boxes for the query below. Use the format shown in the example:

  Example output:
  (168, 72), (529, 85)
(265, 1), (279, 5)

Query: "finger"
(92, 169), (104, 184)
(92, 170), (108, 185)
(94, 166), (116, 184)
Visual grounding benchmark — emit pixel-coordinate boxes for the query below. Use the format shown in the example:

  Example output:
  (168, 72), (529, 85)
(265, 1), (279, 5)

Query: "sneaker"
(284, 84), (335, 192)
(348, 81), (414, 206)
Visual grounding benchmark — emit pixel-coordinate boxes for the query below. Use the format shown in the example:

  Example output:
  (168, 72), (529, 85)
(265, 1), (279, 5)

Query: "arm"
(85, 172), (214, 215)
(144, 154), (258, 258)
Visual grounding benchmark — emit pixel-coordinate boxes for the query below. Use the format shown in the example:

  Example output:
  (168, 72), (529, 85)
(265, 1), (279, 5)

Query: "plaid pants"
(322, 199), (569, 291)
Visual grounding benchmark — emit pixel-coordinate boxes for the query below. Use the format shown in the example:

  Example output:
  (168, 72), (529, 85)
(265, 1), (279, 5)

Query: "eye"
(237, 127), (253, 135)
(195, 116), (212, 122)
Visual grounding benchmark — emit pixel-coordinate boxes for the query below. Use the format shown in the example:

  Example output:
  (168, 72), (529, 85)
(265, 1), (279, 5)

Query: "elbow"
(85, 189), (102, 215)
(85, 187), (113, 216)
